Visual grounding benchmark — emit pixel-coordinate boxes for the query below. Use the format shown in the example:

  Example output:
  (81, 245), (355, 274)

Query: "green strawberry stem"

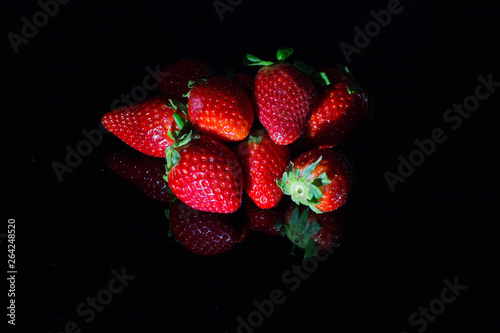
(168, 99), (189, 117)
(246, 131), (263, 146)
(166, 99), (196, 142)
(277, 156), (330, 214)
(281, 205), (322, 259)
(293, 60), (330, 86)
(182, 78), (209, 99)
(164, 130), (199, 181)
(244, 47), (330, 86)
(245, 47), (294, 67)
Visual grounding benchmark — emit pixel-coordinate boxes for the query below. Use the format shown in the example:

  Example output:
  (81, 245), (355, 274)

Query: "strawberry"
(277, 148), (354, 213)
(157, 59), (213, 100)
(165, 132), (243, 214)
(246, 48), (317, 145)
(235, 129), (290, 209)
(295, 66), (370, 149)
(167, 199), (244, 255)
(260, 224), (283, 237)
(101, 96), (186, 157)
(242, 193), (287, 231)
(187, 75), (254, 142)
(282, 203), (342, 258)
(105, 148), (176, 203)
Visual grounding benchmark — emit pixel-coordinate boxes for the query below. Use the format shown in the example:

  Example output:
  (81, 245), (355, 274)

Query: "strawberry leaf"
(293, 59), (315, 75)
(284, 206), (322, 259)
(301, 156), (322, 180)
(302, 220), (321, 240)
(167, 129), (175, 141)
(313, 71), (331, 86)
(245, 53), (274, 66)
(347, 82), (363, 94)
(276, 47), (294, 61)
(247, 131), (263, 146)
(173, 113), (185, 130)
(296, 207), (310, 232)
(289, 205), (300, 230)
(168, 99), (189, 116)
(164, 131), (196, 177)
(246, 53), (262, 62)
(304, 239), (320, 258)
(310, 185), (323, 201)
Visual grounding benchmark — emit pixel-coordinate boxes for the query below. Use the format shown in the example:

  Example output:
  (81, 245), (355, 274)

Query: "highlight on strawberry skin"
(100, 50), (370, 260)
(101, 96), (186, 158)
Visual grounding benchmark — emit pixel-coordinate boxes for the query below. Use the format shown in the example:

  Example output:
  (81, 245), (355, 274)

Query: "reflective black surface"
(5, 1), (500, 332)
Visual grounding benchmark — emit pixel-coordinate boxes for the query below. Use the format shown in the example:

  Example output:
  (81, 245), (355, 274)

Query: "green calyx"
(246, 131), (263, 146)
(335, 63), (365, 94)
(182, 78), (209, 99)
(244, 47), (294, 67)
(281, 205), (322, 259)
(293, 60), (330, 86)
(166, 98), (196, 142)
(244, 47), (330, 86)
(163, 131), (198, 182)
(277, 156), (330, 214)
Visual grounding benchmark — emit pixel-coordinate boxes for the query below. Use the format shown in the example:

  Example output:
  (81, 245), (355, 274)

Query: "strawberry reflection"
(283, 202), (343, 258)
(105, 148), (343, 259)
(242, 193), (288, 234)
(243, 194), (343, 258)
(167, 199), (246, 256)
(105, 148), (175, 203)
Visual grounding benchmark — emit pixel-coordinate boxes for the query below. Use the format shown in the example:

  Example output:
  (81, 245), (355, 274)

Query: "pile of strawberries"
(102, 48), (370, 258)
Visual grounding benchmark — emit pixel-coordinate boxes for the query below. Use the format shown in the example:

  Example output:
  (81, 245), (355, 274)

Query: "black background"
(3, 0), (500, 332)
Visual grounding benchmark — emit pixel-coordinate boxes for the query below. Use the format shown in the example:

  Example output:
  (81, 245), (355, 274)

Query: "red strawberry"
(105, 148), (175, 203)
(165, 133), (243, 214)
(295, 66), (370, 149)
(167, 199), (244, 255)
(101, 96), (186, 157)
(235, 129), (290, 209)
(242, 193), (287, 231)
(187, 75), (254, 142)
(158, 59), (213, 100)
(246, 48), (317, 145)
(260, 224), (283, 237)
(277, 148), (354, 213)
(282, 203), (342, 258)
